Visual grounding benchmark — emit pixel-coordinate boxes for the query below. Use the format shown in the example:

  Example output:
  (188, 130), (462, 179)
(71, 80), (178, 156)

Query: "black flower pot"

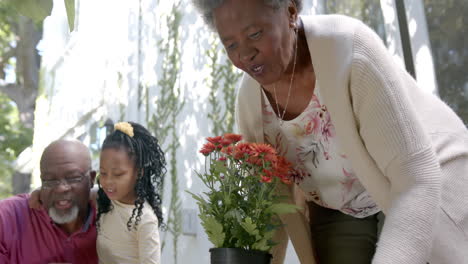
(210, 248), (272, 264)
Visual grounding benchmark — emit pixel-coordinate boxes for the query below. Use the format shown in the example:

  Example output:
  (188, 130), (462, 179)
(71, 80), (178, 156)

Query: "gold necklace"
(273, 27), (298, 126)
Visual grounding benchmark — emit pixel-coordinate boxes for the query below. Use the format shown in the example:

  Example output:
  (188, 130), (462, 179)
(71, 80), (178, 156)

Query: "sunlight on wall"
(380, 0), (405, 68)
(404, 0), (438, 95)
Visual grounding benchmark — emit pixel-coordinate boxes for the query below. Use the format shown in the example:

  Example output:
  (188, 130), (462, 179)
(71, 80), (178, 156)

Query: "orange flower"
(273, 156), (292, 184)
(233, 142), (252, 160)
(224, 133), (243, 144)
(200, 142), (216, 156)
(250, 143), (276, 155)
(250, 143), (277, 163)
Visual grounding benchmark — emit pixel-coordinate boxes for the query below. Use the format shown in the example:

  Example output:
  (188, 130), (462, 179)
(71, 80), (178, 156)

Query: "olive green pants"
(308, 202), (385, 264)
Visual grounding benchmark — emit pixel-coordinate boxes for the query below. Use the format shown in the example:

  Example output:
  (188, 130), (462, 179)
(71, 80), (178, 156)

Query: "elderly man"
(0, 140), (98, 264)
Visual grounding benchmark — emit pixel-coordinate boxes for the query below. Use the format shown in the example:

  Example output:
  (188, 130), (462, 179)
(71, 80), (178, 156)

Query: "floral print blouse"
(261, 82), (379, 218)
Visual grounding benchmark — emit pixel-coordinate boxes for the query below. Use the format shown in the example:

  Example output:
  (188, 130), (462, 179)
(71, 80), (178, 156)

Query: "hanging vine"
(206, 33), (242, 135)
(148, 2), (184, 264)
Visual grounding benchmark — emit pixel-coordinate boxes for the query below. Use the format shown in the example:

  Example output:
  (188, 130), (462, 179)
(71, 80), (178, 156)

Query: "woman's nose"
(239, 46), (257, 63)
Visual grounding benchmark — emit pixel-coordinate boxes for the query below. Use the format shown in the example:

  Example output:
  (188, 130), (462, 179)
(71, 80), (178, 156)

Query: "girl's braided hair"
(96, 122), (166, 230)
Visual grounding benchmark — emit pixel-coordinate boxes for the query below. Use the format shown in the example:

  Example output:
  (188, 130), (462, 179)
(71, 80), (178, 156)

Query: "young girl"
(30, 121), (165, 264)
(96, 121), (165, 264)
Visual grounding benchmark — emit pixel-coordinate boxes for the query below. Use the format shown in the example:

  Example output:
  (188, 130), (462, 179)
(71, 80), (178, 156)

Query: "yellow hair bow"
(114, 122), (134, 137)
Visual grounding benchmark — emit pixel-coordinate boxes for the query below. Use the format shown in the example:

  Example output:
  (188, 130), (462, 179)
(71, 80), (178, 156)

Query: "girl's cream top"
(97, 200), (160, 264)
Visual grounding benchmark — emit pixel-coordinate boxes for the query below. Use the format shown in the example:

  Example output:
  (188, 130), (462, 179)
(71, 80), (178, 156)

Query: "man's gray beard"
(48, 206), (79, 224)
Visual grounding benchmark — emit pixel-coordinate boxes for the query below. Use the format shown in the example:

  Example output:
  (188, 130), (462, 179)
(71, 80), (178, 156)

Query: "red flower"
(278, 176), (292, 185)
(201, 134), (292, 184)
(221, 145), (233, 155)
(207, 136), (223, 145)
(263, 169), (274, 177)
(247, 156), (263, 166)
(250, 143), (276, 155)
(233, 143), (252, 160)
(224, 133), (243, 144)
(200, 142), (216, 156)
(250, 143), (277, 163)
(260, 175), (272, 183)
(220, 138), (232, 146)
(273, 156), (292, 184)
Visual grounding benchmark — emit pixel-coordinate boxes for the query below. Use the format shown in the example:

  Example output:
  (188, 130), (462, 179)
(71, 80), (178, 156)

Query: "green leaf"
(266, 203), (300, 215)
(252, 238), (270, 251)
(225, 208), (242, 222)
(186, 191), (209, 209)
(252, 228), (275, 251)
(199, 215), (225, 247)
(211, 160), (228, 174)
(240, 217), (259, 237)
(5, 0), (53, 24)
(64, 0), (75, 31)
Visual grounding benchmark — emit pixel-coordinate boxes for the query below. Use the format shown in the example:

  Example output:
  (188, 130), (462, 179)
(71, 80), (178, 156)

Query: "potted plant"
(189, 133), (297, 264)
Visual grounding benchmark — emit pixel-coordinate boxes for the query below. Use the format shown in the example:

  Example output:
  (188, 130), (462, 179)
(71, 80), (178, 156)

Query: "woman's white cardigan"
(235, 15), (468, 264)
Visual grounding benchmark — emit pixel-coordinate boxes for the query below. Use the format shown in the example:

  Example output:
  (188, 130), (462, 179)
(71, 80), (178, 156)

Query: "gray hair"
(192, 0), (303, 30)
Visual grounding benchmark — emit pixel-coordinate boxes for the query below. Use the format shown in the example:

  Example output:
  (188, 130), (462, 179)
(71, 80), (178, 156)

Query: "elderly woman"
(192, 0), (468, 263)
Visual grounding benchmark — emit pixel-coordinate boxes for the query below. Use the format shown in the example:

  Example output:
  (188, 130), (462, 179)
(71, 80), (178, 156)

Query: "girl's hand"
(28, 187), (43, 210)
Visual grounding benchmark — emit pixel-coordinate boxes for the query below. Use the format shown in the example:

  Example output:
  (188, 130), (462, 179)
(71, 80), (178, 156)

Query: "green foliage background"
(205, 34), (242, 136)
(0, 0), (75, 198)
(0, 93), (32, 199)
(148, 2), (184, 263)
(327, 0), (467, 125)
(424, 0), (468, 125)
(325, 0), (387, 43)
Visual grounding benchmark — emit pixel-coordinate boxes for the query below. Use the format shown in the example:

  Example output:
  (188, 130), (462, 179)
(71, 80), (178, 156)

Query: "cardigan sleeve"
(350, 22), (442, 264)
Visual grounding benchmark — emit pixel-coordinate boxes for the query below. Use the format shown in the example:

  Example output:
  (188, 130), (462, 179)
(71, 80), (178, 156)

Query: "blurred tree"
(424, 0), (468, 125)
(0, 3), (40, 195)
(0, 1), (76, 196)
(324, 0), (387, 44)
(0, 93), (32, 199)
(324, 0), (467, 125)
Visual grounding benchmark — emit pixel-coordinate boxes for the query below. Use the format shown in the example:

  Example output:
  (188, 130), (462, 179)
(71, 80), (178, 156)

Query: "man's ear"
(288, 0), (298, 28)
(89, 170), (97, 188)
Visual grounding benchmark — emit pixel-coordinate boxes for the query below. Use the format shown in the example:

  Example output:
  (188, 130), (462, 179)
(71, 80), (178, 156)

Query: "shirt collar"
(81, 203), (95, 232)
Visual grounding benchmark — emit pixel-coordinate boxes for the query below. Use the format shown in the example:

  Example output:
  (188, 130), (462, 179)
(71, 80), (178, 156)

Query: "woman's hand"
(28, 187), (43, 210)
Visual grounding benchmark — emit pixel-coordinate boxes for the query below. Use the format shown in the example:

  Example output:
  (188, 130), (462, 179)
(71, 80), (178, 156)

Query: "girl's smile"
(99, 148), (138, 204)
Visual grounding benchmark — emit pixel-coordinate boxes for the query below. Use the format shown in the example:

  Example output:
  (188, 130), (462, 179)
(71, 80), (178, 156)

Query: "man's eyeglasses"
(41, 170), (90, 189)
